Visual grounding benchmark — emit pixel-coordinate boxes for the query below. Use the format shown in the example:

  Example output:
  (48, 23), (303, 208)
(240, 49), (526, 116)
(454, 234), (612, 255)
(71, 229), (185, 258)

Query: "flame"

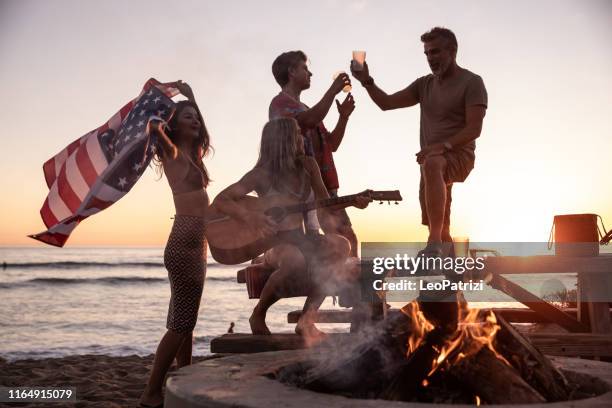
(475, 395), (481, 406)
(401, 301), (510, 379)
(400, 302), (434, 354)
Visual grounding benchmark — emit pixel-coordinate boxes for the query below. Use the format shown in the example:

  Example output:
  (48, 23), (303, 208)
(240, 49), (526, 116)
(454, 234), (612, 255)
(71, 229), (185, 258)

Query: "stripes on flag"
(29, 78), (180, 247)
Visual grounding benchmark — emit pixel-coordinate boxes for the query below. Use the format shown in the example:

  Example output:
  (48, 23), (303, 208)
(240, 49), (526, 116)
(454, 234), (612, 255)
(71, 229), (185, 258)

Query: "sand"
(0, 354), (216, 407)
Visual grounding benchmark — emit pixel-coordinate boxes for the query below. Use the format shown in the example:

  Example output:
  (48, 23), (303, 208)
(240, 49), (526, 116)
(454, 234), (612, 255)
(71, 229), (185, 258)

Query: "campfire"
(275, 297), (584, 404)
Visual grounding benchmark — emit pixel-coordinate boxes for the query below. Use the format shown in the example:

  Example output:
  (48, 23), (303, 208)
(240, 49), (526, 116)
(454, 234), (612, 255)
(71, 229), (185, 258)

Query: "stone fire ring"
(165, 350), (612, 408)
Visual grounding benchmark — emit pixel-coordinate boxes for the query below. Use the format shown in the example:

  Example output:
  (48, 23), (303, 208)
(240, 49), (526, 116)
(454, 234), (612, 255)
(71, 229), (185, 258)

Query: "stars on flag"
(102, 85), (174, 192)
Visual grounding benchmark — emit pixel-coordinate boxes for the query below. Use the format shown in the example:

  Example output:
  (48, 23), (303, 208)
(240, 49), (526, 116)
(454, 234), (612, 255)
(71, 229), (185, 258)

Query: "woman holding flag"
(139, 81), (211, 408)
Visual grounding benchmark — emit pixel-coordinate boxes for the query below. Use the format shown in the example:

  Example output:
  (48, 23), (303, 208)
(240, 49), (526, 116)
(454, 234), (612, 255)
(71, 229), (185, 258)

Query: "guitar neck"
(285, 194), (361, 215)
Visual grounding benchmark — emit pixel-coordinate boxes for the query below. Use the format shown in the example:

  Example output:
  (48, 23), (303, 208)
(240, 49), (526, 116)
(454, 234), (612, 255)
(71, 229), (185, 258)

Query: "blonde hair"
(255, 117), (304, 191)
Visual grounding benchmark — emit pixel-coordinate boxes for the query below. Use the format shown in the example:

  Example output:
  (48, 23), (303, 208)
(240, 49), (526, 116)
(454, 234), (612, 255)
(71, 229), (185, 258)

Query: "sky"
(0, 0), (611, 247)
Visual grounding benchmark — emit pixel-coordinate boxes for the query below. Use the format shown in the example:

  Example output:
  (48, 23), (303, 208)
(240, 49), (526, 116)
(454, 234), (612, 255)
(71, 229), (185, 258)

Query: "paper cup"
(352, 50), (366, 71)
(333, 71), (352, 92)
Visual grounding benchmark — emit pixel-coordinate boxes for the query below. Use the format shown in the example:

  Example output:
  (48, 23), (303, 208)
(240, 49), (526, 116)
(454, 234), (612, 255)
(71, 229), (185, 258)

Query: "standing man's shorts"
(419, 148), (475, 227)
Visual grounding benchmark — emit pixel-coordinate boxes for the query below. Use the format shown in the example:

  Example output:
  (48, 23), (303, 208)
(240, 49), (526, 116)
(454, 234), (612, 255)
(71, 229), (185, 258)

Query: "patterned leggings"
(164, 215), (207, 334)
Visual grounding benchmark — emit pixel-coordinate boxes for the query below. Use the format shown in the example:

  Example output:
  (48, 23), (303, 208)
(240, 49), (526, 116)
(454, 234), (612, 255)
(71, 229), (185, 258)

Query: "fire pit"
(165, 349), (611, 407)
(166, 301), (612, 407)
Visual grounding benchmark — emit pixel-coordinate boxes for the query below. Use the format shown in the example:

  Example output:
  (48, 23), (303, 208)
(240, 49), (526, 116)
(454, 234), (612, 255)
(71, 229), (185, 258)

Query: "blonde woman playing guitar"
(213, 117), (371, 338)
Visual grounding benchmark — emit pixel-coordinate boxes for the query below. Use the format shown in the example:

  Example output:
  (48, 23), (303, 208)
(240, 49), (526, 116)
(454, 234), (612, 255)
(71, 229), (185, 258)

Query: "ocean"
(0, 247), (348, 362)
(1, 246), (596, 362)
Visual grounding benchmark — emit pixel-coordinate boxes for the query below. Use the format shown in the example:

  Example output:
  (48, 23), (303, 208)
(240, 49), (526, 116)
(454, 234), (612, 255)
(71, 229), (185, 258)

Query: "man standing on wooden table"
(351, 27), (487, 260)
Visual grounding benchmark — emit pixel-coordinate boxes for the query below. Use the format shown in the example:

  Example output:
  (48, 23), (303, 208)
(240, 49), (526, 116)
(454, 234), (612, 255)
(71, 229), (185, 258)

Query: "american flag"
(29, 78), (180, 247)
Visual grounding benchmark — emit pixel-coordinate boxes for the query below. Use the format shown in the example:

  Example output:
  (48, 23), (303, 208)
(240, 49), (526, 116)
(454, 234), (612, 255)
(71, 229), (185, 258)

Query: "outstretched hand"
(335, 93), (355, 119)
(350, 60), (370, 83)
(175, 80), (195, 101)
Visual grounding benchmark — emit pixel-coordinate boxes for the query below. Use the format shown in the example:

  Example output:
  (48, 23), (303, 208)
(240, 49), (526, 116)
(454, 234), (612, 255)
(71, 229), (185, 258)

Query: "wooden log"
(280, 312), (413, 395)
(379, 328), (450, 401)
(210, 332), (612, 357)
(210, 333), (310, 353)
(449, 347), (545, 404)
(378, 298), (460, 401)
(494, 312), (570, 401)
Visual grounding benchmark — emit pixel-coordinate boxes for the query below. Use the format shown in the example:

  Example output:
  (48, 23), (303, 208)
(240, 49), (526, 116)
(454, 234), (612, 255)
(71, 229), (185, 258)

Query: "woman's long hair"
(255, 117), (304, 192)
(152, 100), (212, 186)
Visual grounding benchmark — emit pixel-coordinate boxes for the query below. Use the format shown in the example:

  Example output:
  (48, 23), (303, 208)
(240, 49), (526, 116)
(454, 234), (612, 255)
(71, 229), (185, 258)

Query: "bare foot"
(295, 321), (327, 340)
(249, 312), (271, 335)
(138, 388), (163, 407)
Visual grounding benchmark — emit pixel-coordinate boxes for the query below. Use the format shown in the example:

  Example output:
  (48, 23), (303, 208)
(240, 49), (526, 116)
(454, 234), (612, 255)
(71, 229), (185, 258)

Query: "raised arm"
(175, 80), (196, 104)
(295, 73), (351, 128)
(327, 93), (355, 152)
(351, 62), (418, 111)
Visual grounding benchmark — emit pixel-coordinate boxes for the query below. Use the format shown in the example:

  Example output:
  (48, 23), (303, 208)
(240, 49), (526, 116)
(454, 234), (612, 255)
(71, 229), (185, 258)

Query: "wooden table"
(470, 254), (612, 333)
(358, 254), (612, 334)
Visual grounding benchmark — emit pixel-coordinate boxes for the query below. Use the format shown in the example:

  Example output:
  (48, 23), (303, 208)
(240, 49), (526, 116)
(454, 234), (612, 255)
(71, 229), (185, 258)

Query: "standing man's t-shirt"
(408, 67), (487, 158)
(407, 67), (488, 227)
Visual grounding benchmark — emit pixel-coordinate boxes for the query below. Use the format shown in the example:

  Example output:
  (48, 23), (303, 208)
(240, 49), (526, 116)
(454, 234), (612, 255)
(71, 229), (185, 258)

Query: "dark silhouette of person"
(352, 27), (487, 258)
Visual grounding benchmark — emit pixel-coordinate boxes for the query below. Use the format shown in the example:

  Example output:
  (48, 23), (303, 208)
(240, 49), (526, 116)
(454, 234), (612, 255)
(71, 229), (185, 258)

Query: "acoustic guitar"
(205, 190), (402, 265)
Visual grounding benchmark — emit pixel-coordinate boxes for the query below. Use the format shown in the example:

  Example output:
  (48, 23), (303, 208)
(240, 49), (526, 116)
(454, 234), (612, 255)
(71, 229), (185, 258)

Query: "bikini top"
(261, 171), (311, 202)
(168, 151), (206, 195)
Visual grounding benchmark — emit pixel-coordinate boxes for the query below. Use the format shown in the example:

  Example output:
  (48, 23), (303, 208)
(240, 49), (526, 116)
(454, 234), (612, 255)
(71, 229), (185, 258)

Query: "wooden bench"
(236, 263), (359, 307)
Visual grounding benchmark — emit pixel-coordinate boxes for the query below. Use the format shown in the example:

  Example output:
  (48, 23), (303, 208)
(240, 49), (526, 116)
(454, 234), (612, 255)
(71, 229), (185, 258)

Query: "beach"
(0, 246), (596, 406)
(0, 247), (354, 406)
(0, 354), (219, 407)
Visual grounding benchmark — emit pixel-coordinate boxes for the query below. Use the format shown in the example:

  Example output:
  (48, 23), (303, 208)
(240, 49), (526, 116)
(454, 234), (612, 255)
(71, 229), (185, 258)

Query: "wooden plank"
(210, 332), (612, 357)
(210, 333), (348, 354)
(211, 333), (305, 353)
(287, 307), (612, 324)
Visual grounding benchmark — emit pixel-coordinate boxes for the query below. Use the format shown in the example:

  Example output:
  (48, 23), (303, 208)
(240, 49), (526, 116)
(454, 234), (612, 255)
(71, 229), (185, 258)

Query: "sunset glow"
(1, 0), (610, 246)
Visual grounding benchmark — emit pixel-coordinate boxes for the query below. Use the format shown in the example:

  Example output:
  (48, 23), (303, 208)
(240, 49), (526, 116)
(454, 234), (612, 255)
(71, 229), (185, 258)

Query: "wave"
(0, 275), (237, 289)
(205, 276), (236, 282)
(0, 276), (165, 288)
(2, 261), (229, 269)
(3, 261), (163, 269)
